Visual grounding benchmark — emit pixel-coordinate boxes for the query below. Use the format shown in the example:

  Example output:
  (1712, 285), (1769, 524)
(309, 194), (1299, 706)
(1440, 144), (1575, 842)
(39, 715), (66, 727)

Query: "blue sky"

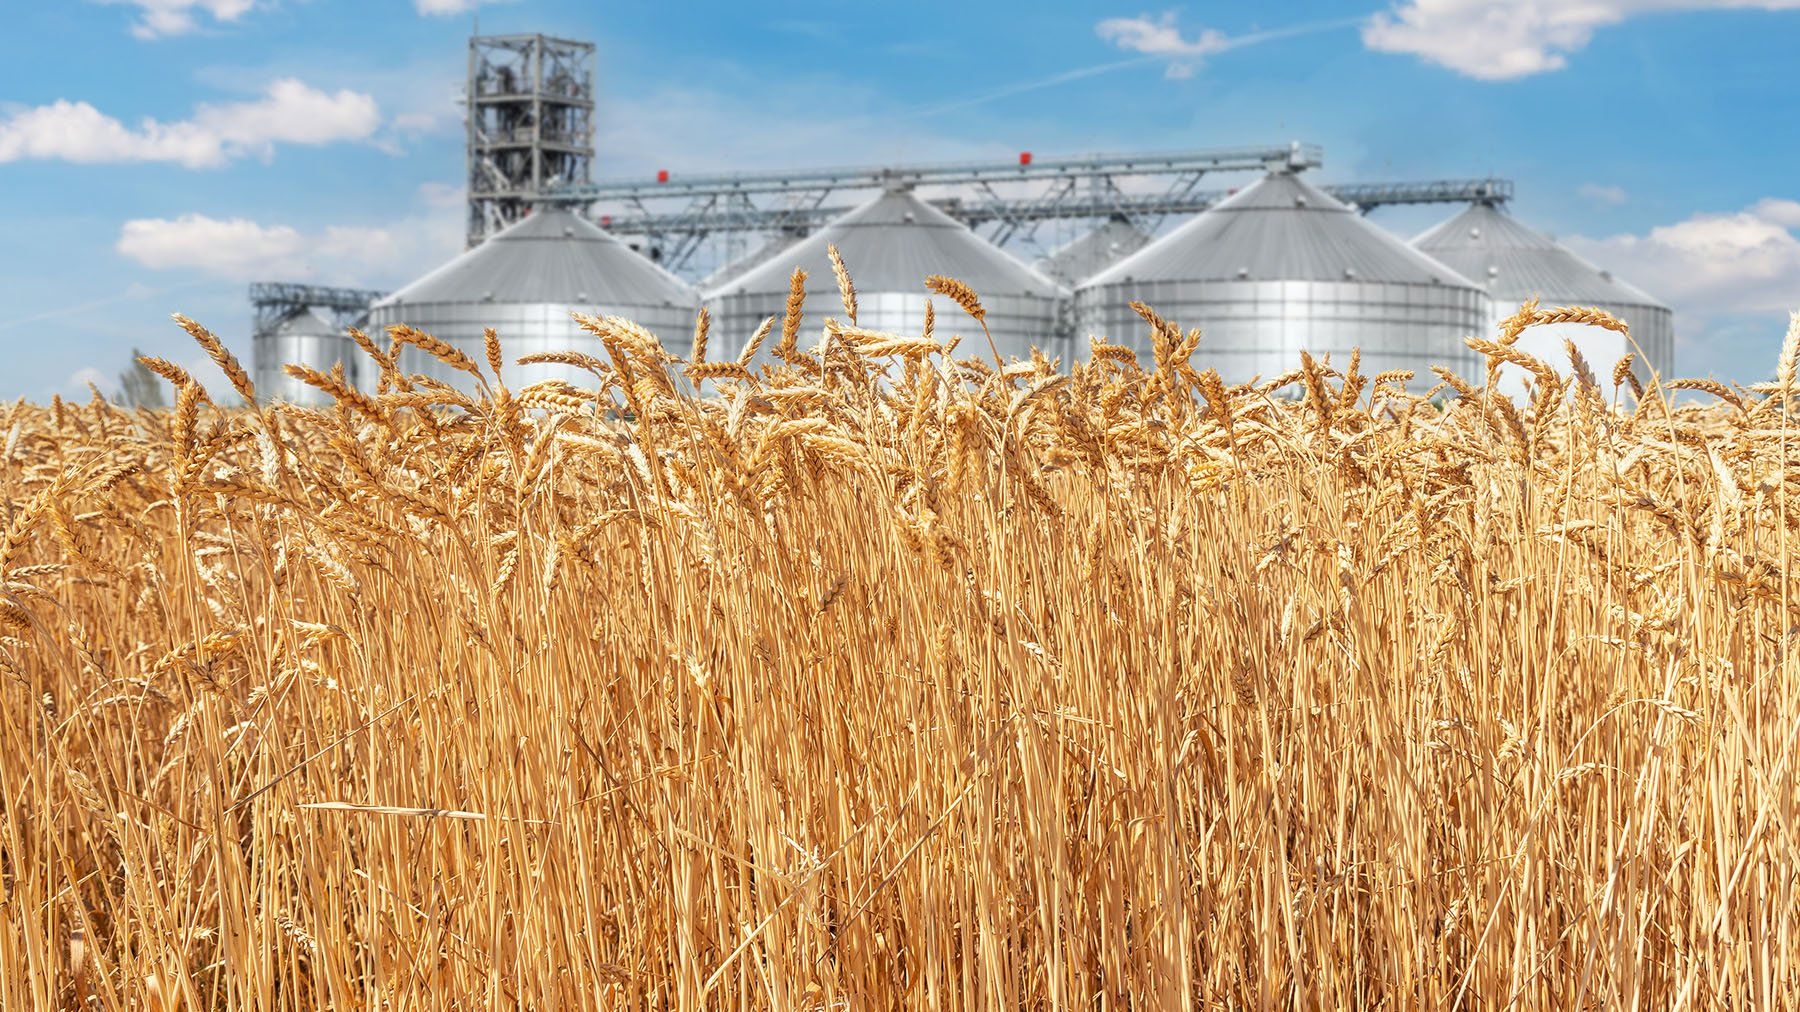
(1, 0), (1797, 399)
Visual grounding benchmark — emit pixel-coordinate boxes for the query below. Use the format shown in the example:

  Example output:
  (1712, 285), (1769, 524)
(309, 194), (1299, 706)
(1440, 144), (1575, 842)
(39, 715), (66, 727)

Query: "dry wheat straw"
(0, 297), (1794, 1011)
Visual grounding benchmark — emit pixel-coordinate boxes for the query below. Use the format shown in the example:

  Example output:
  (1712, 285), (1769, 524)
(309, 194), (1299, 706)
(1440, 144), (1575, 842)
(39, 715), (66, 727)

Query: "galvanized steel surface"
(1036, 219), (1153, 286)
(1075, 171), (1487, 386)
(1075, 278), (1487, 387)
(707, 189), (1068, 365)
(381, 208), (695, 307)
(698, 232), (806, 291)
(369, 207), (700, 392)
(1087, 172), (1478, 287)
(254, 309), (357, 406)
(368, 298), (698, 393)
(1414, 202), (1675, 377)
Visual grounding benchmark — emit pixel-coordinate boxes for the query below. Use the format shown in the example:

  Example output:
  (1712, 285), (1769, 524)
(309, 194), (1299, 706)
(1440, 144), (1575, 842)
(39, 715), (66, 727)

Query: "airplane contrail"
(0, 282), (203, 334)
(888, 17), (1365, 121)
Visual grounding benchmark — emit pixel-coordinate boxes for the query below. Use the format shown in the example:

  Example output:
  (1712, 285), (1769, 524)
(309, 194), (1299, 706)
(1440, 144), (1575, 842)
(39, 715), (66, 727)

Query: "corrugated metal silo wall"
(254, 332), (361, 407)
(367, 300), (698, 395)
(1474, 298), (1675, 388)
(711, 289), (1067, 370)
(1073, 278), (1488, 389)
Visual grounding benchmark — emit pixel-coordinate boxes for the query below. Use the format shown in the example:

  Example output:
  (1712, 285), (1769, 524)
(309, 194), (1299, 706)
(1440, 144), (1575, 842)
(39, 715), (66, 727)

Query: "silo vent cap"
(1469, 227), (1481, 239)
(481, 291), (494, 302)
(1487, 265), (1499, 277)
(563, 226), (575, 237)
(1294, 195), (1308, 207)
(1343, 267), (1356, 279)
(1237, 267), (1250, 279)
(1599, 270), (1613, 281)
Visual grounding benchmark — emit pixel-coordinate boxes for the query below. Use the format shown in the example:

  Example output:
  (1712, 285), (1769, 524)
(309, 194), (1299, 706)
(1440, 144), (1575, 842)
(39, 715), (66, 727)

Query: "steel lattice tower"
(465, 34), (595, 248)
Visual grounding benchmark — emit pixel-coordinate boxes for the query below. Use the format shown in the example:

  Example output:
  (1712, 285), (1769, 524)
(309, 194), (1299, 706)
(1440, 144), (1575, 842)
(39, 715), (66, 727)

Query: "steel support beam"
(593, 177), (1513, 238)
(545, 142), (1321, 204)
(249, 282), (386, 334)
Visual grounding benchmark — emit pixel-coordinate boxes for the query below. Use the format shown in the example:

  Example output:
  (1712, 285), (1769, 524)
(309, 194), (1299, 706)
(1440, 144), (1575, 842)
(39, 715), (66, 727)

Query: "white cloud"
(0, 79), (381, 168)
(415, 0), (514, 15)
(1580, 183), (1630, 206)
(1096, 12), (1230, 78)
(1752, 198), (1800, 228)
(97, 0), (256, 39)
(1563, 199), (1800, 318)
(1096, 13), (1365, 79)
(1363, 1), (1800, 80)
(116, 211), (463, 287)
(65, 367), (113, 396)
(389, 111), (447, 134)
(118, 216), (304, 279)
(416, 181), (466, 209)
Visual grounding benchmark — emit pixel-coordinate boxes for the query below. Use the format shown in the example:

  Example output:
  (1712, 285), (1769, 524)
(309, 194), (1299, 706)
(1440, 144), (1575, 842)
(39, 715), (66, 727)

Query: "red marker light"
(1019, 151), (1032, 166)
(600, 215), (612, 226)
(656, 169), (670, 183)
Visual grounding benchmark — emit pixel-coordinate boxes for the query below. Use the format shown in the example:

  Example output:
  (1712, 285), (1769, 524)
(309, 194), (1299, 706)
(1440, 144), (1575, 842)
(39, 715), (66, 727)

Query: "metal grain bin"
(1037, 217), (1153, 287)
(367, 208), (699, 394)
(707, 188), (1069, 367)
(254, 308), (356, 406)
(1073, 170), (1487, 388)
(1414, 201), (1674, 387)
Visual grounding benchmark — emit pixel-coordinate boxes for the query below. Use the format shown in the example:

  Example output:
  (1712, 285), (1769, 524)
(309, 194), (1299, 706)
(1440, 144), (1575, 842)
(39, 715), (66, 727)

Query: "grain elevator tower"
(465, 33), (596, 248)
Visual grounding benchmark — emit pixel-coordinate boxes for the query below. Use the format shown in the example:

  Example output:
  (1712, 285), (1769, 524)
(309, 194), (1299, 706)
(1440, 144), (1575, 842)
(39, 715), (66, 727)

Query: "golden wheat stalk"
(173, 313), (256, 406)
(691, 306), (710, 363)
(827, 246), (856, 325)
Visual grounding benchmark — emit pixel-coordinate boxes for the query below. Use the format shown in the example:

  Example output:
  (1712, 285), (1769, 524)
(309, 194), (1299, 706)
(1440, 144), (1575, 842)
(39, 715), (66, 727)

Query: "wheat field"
(1, 266), (1798, 1008)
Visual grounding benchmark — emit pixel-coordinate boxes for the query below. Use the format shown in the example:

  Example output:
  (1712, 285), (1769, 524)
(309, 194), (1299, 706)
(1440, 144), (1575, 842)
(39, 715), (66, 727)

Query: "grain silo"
(698, 232), (808, 291)
(1413, 201), (1674, 386)
(254, 308), (355, 406)
(708, 188), (1068, 365)
(1037, 217), (1153, 287)
(367, 207), (699, 392)
(1073, 170), (1487, 387)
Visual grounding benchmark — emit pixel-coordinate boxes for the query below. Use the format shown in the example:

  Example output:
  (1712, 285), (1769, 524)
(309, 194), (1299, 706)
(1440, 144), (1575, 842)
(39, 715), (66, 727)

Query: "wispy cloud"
(1096, 13), (1363, 79)
(0, 282), (192, 335)
(891, 56), (1163, 119)
(414, 0), (517, 16)
(1579, 183), (1630, 206)
(1095, 12), (1228, 79)
(96, 0), (255, 39)
(0, 79), (381, 168)
(897, 14), (1358, 123)
(768, 20), (838, 41)
(1363, 1), (1800, 80)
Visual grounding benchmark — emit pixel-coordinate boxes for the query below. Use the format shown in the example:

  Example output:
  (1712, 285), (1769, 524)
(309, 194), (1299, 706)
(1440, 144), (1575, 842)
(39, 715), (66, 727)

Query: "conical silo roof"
(699, 232), (808, 291)
(366, 207), (700, 393)
(1413, 200), (1674, 384)
(1072, 170), (1488, 387)
(269, 307), (336, 340)
(1036, 218), (1153, 286)
(707, 189), (1065, 302)
(374, 207), (694, 310)
(1085, 170), (1480, 288)
(1413, 202), (1666, 309)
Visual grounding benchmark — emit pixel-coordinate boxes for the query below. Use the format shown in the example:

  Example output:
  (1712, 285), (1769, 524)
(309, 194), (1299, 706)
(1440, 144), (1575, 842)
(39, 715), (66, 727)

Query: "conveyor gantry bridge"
(541, 143), (1331, 277)
(591, 176), (1515, 273)
(249, 282), (388, 335)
